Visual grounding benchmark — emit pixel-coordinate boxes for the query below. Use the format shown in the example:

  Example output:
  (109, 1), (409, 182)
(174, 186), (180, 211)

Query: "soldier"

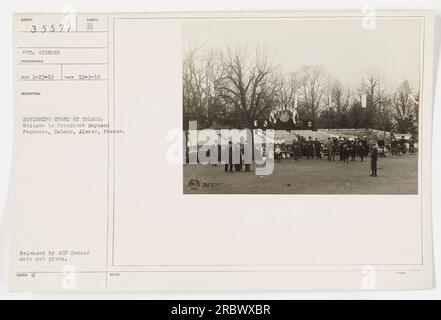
(234, 144), (244, 172)
(292, 140), (301, 160)
(224, 141), (233, 173)
(356, 138), (364, 162)
(275, 144), (282, 163)
(391, 139), (398, 156)
(360, 136), (368, 162)
(338, 138), (344, 161)
(314, 138), (322, 159)
(370, 144), (378, 177)
(331, 137), (339, 161)
(326, 137), (333, 161)
(217, 143), (222, 166)
(307, 136), (314, 159)
(349, 139), (357, 161)
(409, 137), (415, 155)
(399, 136), (406, 155)
(342, 139), (349, 163)
(300, 137), (306, 159)
(348, 139), (355, 161)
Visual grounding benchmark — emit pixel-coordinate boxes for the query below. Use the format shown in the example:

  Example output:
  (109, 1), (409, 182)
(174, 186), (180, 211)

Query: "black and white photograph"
(2, 7), (438, 297)
(183, 18), (421, 194)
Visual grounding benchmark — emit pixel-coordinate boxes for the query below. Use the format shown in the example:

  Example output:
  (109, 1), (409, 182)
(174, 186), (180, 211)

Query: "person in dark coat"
(217, 143), (222, 166)
(360, 137), (368, 162)
(349, 140), (357, 161)
(224, 141), (233, 173)
(342, 140), (349, 163)
(331, 137), (339, 161)
(398, 136), (406, 155)
(338, 138), (344, 161)
(235, 144), (243, 171)
(356, 139), (363, 162)
(307, 137), (314, 159)
(409, 137), (415, 155)
(298, 140), (303, 159)
(314, 138), (322, 159)
(370, 144), (378, 177)
(292, 140), (300, 160)
(326, 137), (333, 161)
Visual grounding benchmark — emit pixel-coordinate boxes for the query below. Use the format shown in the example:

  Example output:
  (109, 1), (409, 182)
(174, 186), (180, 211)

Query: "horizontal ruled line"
(14, 269), (426, 274)
(17, 46), (107, 49)
(19, 79), (108, 82)
(19, 62), (108, 65)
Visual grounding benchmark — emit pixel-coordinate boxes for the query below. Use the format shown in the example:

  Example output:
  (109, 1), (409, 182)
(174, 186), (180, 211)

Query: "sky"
(183, 18), (422, 93)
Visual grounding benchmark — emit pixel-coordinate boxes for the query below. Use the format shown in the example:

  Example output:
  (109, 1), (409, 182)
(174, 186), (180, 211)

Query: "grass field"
(183, 155), (418, 194)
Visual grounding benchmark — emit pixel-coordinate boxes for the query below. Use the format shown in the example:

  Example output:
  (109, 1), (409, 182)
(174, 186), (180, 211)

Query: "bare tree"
(360, 67), (393, 131)
(183, 46), (417, 134)
(298, 65), (329, 125)
(329, 79), (350, 112)
(276, 73), (298, 112)
(327, 79), (351, 128)
(182, 46), (210, 128)
(217, 42), (276, 128)
(392, 80), (417, 133)
(183, 47), (228, 128)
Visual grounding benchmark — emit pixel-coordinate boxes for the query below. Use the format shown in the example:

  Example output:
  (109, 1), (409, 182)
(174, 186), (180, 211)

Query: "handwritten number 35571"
(30, 24), (71, 33)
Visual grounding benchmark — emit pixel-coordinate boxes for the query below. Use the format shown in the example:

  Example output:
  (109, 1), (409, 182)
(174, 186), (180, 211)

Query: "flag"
(361, 94), (367, 109)
(361, 80), (367, 109)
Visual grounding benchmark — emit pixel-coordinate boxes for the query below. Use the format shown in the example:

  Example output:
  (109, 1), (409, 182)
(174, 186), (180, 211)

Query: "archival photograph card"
(10, 11), (434, 292)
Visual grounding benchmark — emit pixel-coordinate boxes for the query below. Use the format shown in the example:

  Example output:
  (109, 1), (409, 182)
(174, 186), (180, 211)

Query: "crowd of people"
(193, 133), (417, 177)
(270, 134), (417, 177)
(282, 136), (370, 163)
(390, 136), (416, 156)
(226, 134), (416, 177)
